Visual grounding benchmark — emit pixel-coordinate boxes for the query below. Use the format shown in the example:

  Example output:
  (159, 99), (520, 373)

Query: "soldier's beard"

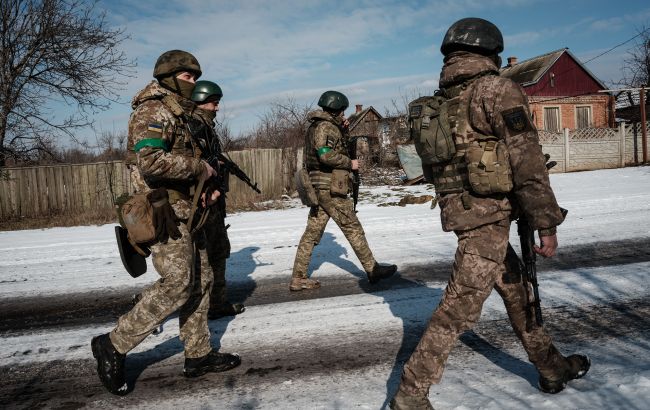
(159, 76), (195, 99)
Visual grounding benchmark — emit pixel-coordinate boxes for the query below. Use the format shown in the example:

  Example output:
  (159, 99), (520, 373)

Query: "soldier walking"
(389, 19), (590, 409)
(290, 91), (397, 291)
(187, 80), (246, 320)
(91, 51), (240, 396)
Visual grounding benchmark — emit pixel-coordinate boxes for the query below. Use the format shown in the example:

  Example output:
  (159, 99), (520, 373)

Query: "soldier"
(188, 80), (245, 320)
(91, 50), (240, 396)
(389, 19), (590, 409)
(290, 90), (397, 291)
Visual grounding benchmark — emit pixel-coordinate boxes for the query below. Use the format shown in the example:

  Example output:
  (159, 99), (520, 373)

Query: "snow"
(1, 166), (650, 409)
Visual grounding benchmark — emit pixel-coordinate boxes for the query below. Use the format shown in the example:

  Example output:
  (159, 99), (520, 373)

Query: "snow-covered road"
(1, 167), (649, 409)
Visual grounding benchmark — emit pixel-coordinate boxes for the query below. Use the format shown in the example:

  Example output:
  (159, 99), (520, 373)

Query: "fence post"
(563, 128), (570, 172)
(619, 123), (626, 167)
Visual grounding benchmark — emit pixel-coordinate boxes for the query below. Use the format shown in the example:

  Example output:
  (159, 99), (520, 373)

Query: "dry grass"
(0, 200), (275, 232)
(0, 208), (118, 231)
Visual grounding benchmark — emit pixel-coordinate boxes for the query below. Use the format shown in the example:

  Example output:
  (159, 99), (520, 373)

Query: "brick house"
(500, 48), (615, 131)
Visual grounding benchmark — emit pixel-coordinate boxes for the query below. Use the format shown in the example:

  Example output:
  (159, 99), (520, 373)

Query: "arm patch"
(501, 106), (533, 136)
(146, 122), (164, 139)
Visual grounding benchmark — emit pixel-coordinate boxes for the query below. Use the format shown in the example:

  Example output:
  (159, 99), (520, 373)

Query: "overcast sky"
(85, 0), (650, 140)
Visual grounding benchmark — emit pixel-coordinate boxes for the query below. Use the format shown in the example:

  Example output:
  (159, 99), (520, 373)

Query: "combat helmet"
(192, 81), (223, 103)
(318, 90), (349, 112)
(153, 50), (202, 80)
(440, 18), (504, 56)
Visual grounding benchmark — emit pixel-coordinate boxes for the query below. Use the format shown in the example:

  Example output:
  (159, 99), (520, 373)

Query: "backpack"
(408, 91), (456, 166)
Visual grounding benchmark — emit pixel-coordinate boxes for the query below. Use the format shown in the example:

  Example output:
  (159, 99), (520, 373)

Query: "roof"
(500, 48), (607, 90)
(347, 106), (383, 131)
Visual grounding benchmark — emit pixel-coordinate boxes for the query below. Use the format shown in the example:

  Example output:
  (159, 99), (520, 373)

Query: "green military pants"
(110, 222), (213, 359)
(399, 220), (567, 395)
(292, 189), (376, 278)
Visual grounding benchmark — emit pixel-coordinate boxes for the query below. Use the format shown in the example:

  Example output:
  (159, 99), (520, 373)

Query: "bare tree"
(619, 25), (650, 88)
(241, 98), (313, 149)
(0, 0), (135, 166)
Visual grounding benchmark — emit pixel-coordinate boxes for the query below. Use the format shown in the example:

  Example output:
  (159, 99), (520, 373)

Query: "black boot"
(91, 333), (128, 395)
(368, 263), (397, 284)
(208, 302), (246, 320)
(539, 354), (591, 394)
(184, 349), (241, 378)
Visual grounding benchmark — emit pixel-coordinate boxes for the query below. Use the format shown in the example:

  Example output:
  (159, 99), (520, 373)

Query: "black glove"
(147, 188), (182, 244)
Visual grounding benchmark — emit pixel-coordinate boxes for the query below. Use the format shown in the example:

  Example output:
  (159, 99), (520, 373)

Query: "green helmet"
(153, 50), (202, 80)
(318, 90), (349, 112)
(192, 81), (223, 103)
(440, 18), (504, 56)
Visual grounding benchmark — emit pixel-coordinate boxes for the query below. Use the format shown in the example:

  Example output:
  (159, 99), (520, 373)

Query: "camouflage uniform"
(397, 52), (572, 397)
(110, 81), (212, 359)
(292, 110), (377, 280)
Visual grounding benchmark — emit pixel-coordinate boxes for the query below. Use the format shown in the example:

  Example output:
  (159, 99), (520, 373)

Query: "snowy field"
(1, 166), (649, 409)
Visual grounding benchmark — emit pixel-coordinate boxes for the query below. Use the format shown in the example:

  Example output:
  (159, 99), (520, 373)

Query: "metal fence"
(0, 148), (299, 220)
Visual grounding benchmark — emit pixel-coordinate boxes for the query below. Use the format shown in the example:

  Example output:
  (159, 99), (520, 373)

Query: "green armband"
(134, 138), (169, 153)
(317, 146), (332, 157)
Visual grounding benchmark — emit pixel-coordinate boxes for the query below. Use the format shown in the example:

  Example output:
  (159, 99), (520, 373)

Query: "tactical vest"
(420, 73), (513, 195)
(304, 118), (347, 188)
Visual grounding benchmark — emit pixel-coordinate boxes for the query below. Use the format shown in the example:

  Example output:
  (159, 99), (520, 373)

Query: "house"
(500, 48), (615, 131)
(347, 104), (383, 160)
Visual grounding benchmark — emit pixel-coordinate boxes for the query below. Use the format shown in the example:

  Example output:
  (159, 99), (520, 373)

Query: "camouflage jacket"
(127, 81), (205, 219)
(304, 110), (352, 188)
(437, 52), (564, 233)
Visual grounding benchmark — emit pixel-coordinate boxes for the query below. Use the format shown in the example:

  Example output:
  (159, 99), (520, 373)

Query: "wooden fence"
(0, 148), (299, 220)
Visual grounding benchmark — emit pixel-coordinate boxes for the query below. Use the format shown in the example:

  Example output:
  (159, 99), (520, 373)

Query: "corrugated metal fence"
(0, 148), (299, 220)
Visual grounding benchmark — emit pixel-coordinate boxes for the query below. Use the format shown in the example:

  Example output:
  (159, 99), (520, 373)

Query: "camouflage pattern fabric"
(398, 221), (567, 395)
(110, 222), (213, 359)
(188, 107), (232, 308)
(109, 80), (213, 359)
(292, 189), (376, 278)
(396, 51), (571, 396)
(436, 52), (565, 232)
(304, 110), (352, 189)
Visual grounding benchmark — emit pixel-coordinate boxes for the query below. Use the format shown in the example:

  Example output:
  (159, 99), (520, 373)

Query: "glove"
(147, 188), (182, 244)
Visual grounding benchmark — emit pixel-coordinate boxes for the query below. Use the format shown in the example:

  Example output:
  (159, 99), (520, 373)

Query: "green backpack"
(408, 91), (455, 166)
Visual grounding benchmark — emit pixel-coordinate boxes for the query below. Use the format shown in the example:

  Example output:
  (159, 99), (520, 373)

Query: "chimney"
(507, 56), (518, 67)
(355, 104), (363, 113)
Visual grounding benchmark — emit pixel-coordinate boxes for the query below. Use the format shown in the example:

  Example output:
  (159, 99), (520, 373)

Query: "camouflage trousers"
(198, 207), (231, 308)
(292, 189), (376, 278)
(399, 219), (567, 395)
(110, 222), (213, 359)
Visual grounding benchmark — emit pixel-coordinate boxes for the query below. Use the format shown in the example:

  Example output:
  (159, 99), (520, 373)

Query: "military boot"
(208, 302), (246, 320)
(368, 263), (397, 284)
(183, 349), (241, 378)
(389, 388), (434, 410)
(289, 277), (321, 291)
(539, 354), (591, 394)
(91, 333), (128, 395)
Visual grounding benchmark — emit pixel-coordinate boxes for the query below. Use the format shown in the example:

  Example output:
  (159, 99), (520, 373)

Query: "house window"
(576, 106), (592, 128)
(543, 107), (561, 132)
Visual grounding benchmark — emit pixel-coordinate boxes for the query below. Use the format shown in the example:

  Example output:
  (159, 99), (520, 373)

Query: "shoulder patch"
(147, 123), (163, 133)
(501, 106), (533, 135)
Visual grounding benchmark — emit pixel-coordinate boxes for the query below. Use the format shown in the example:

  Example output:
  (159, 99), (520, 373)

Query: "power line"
(583, 26), (650, 65)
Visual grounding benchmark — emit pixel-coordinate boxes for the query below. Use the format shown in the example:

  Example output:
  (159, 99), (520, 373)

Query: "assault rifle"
(347, 136), (361, 212)
(189, 122), (261, 231)
(512, 155), (564, 331)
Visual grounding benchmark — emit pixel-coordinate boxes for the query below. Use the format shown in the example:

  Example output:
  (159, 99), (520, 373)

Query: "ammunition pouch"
(295, 168), (319, 207)
(330, 169), (351, 197)
(121, 193), (156, 244)
(466, 137), (513, 195)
